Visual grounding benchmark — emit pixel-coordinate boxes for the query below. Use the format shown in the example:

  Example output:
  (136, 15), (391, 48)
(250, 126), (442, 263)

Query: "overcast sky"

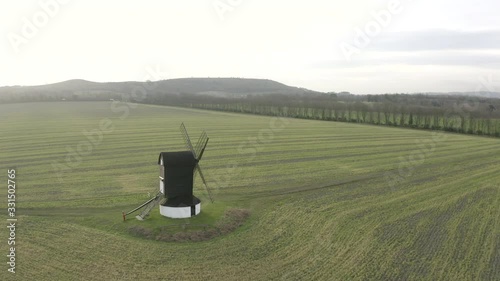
(1, 0), (499, 94)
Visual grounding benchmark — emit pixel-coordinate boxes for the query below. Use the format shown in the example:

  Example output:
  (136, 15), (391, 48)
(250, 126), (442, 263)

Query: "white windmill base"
(159, 203), (201, 219)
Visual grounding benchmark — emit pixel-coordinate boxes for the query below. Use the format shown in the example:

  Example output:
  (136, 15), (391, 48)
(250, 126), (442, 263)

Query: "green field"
(1, 101), (499, 280)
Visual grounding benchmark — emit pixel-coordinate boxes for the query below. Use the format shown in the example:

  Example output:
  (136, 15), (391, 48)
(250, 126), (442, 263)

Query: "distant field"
(1, 101), (499, 280)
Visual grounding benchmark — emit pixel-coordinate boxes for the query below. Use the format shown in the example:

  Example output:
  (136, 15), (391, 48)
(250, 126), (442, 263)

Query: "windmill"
(122, 123), (214, 221)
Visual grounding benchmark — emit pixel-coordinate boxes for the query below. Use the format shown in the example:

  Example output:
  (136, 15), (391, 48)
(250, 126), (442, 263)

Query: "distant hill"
(1, 78), (499, 103)
(155, 78), (320, 97)
(0, 78), (322, 102)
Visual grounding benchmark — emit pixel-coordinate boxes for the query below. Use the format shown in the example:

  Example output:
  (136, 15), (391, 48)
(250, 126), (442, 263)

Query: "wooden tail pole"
(122, 192), (161, 221)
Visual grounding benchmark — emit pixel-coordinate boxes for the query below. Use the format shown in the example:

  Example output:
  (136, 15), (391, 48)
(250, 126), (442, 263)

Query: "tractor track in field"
(19, 206), (125, 217)
(243, 173), (381, 199)
(19, 155), (500, 210)
(6, 130), (497, 169)
(221, 157), (500, 200)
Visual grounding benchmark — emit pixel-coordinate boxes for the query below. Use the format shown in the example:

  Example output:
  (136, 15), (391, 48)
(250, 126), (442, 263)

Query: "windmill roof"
(158, 151), (197, 166)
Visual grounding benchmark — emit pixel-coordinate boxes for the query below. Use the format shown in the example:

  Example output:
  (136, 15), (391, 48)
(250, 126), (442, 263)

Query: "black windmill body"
(157, 123), (213, 218)
(158, 151), (198, 207)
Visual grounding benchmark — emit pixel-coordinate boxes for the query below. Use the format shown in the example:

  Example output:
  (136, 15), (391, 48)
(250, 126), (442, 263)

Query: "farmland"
(1, 101), (499, 280)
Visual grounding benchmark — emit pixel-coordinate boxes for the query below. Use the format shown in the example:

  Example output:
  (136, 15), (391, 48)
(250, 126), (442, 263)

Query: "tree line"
(1, 89), (499, 137)
(143, 92), (500, 137)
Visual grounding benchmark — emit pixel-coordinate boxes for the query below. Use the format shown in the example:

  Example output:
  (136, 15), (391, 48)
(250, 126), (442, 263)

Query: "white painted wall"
(159, 203), (201, 219)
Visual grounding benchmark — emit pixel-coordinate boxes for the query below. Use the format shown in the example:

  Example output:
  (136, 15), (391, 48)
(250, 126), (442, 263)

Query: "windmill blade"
(193, 131), (203, 156)
(196, 137), (209, 161)
(195, 164), (214, 203)
(194, 131), (208, 160)
(180, 122), (197, 159)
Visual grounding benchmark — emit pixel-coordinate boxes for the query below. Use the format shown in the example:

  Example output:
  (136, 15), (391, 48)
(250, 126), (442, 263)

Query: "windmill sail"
(180, 122), (197, 159)
(179, 123), (214, 202)
(195, 164), (214, 203)
(194, 131), (208, 160)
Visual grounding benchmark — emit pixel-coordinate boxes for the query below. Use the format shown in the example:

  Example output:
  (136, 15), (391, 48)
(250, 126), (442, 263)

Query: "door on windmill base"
(159, 164), (165, 194)
(159, 177), (165, 194)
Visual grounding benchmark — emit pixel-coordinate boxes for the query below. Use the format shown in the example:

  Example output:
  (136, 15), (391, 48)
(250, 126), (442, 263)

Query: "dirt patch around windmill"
(128, 208), (250, 242)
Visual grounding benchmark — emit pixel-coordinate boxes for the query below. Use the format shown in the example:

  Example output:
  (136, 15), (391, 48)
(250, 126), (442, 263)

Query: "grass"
(0, 101), (499, 280)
